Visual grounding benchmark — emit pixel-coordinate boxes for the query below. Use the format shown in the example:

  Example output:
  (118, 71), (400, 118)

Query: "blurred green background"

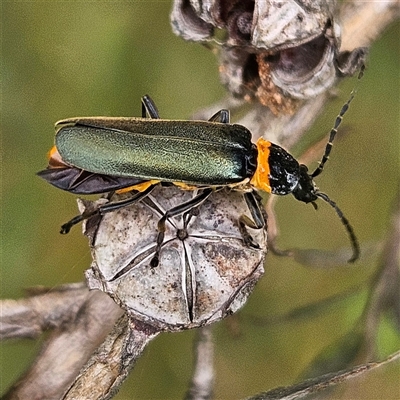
(2, 2), (399, 399)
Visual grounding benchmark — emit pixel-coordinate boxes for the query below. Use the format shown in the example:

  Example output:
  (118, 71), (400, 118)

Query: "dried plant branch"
(62, 316), (160, 400)
(185, 326), (215, 400)
(247, 350), (400, 400)
(1, 283), (88, 340)
(3, 290), (123, 400)
(340, 0), (400, 51)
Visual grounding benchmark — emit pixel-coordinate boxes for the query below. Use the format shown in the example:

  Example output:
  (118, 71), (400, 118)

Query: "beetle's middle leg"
(238, 191), (267, 249)
(208, 109), (230, 123)
(150, 188), (213, 268)
(141, 95), (160, 119)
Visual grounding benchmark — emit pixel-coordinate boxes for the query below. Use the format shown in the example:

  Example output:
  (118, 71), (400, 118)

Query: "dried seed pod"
(171, 0), (367, 113)
(84, 186), (266, 331)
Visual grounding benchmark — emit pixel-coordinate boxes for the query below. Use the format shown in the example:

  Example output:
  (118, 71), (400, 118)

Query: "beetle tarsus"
(60, 214), (85, 234)
(243, 234), (261, 249)
(150, 254), (160, 268)
(60, 224), (72, 234)
(238, 219), (261, 249)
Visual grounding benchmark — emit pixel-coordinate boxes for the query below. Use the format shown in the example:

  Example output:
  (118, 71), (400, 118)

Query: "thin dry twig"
(246, 350), (400, 400)
(1, 283), (88, 340)
(185, 326), (215, 400)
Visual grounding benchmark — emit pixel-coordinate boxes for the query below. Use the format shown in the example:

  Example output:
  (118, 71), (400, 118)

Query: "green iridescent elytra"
(55, 117), (258, 186)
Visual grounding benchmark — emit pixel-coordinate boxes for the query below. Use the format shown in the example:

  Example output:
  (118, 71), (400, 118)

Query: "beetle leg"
(208, 109), (230, 123)
(60, 214), (88, 234)
(238, 191), (267, 249)
(174, 204), (201, 242)
(150, 188), (213, 268)
(183, 203), (200, 226)
(60, 185), (156, 234)
(141, 95), (160, 119)
(99, 185), (156, 213)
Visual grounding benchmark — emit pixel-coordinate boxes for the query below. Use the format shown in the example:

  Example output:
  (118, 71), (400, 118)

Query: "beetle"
(38, 94), (360, 266)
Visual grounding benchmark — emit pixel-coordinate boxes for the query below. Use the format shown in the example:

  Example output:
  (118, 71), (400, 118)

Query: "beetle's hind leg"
(150, 189), (213, 268)
(60, 186), (155, 234)
(61, 214), (90, 234)
(238, 191), (267, 249)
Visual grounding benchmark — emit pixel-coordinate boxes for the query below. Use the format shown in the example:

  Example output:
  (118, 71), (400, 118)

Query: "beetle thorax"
(263, 141), (301, 196)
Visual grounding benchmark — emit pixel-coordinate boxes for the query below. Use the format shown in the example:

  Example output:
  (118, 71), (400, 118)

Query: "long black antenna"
(311, 91), (355, 178)
(312, 66), (365, 179)
(316, 191), (360, 263)
(311, 66), (365, 262)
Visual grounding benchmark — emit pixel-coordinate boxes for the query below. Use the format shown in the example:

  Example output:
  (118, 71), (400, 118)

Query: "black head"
(291, 164), (318, 204)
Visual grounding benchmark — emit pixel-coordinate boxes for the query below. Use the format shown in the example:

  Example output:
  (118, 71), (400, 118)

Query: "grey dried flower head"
(84, 186), (266, 331)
